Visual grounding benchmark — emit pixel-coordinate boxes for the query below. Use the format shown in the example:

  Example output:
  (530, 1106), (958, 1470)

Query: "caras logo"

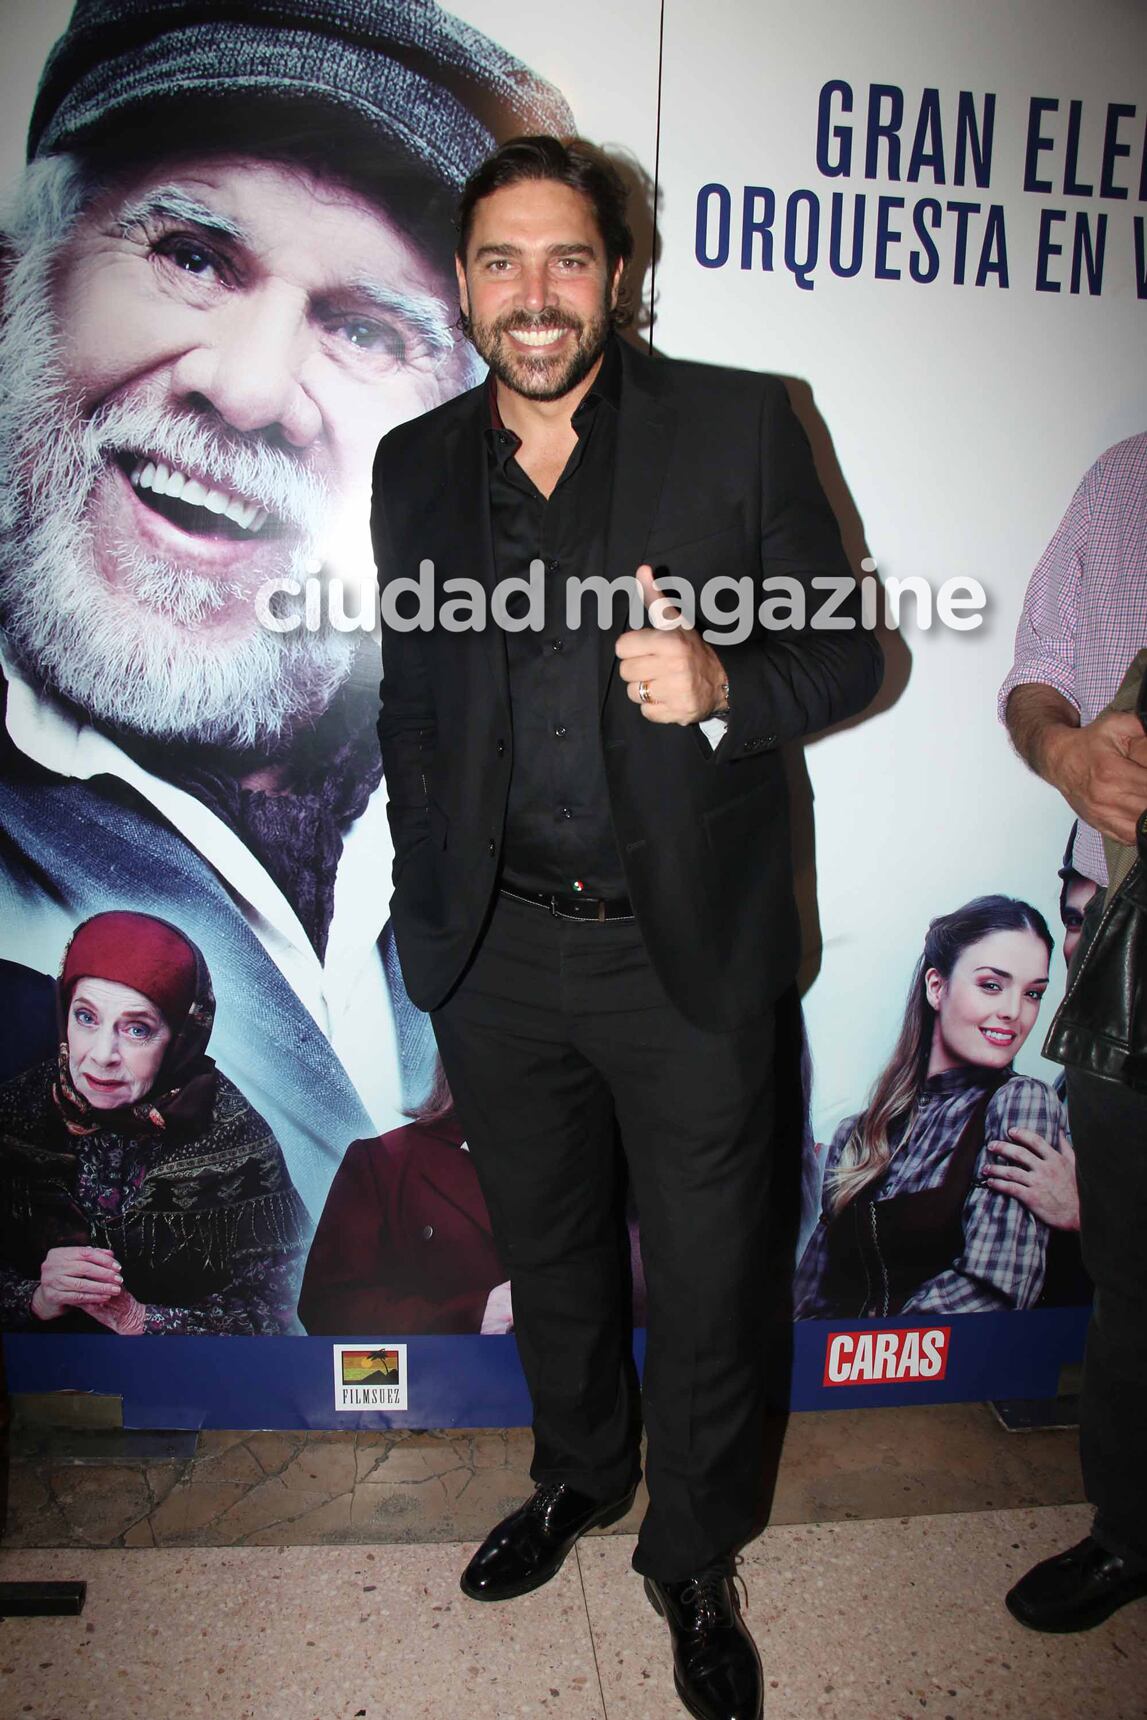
(823, 1327), (950, 1386)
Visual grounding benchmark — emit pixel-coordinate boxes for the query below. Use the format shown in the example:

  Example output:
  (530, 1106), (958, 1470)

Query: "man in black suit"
(372, 137), (882, 1720)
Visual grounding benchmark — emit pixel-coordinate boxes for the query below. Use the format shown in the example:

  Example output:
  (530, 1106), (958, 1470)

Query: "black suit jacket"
(371, 338), (882, 1029)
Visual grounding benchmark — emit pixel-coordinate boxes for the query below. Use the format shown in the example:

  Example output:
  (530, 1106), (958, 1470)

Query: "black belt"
(499, 884), (635, 922)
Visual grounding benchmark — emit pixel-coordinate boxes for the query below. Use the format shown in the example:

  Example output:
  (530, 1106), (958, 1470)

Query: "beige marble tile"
(6, 1508), (1143, 1719)
(348, 1465), (525, 1542)
(141, 1464), (185, 1524)
(147, 1475), (257, 1541)
(243, 1432), (300, 1476)
(361, 1434), (471, 1485)
(44, 1466), (152, 1545)
(0, 1543), (605, 1720)
(188, 1475), (352, 1545)
(578, 1503), (1147, 1720)
(275, 1440), (359, 1496)
(354, 1440), (391, 1483)
(192, 1430), (251, 1462)
(8, 1406), (1090, 1553)
(240, 1492), (355, 1546)
(141, 1435), (353, 1547)
(769, 1403), (1085, 1526)
(2, 1464), (70, 1547)
(469, 1430), (518, 1470)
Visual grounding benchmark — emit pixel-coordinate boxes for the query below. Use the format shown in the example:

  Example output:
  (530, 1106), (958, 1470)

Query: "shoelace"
(679, 1569), (730, 1637)
(525, 1483), (568, 1517)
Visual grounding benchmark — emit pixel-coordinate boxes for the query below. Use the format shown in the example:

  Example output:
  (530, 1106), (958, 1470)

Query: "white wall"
(655, 0), (1146, 1139)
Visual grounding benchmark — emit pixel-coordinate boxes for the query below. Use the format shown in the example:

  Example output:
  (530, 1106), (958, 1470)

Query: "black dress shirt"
(486, 337), (628, 897)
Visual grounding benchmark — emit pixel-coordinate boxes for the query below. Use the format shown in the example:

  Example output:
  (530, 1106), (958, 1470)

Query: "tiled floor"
(5, 1403), (1087, 1549)
(3, 1504), (1146, 1719)
(4, 1404), (1145, 1717)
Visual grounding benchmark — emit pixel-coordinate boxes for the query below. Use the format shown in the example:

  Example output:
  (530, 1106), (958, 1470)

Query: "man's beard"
(0, 250), (357, 754)
(466, 301), (611, 403)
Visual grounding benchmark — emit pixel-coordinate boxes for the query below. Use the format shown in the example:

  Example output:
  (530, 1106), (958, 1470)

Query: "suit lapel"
(599, 344), (676, 713)
(440, 388), (508, 707)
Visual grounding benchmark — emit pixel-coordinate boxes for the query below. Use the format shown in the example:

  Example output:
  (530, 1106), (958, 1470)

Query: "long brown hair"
(826, 896), (1053, 1214)
(410, 1055), (455, 1127)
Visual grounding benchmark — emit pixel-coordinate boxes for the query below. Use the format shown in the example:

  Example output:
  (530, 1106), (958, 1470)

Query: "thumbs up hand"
(615, 565), (729, 725)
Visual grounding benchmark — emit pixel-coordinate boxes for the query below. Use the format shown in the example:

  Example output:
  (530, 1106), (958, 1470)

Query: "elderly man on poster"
(0, 0), (572, 1219)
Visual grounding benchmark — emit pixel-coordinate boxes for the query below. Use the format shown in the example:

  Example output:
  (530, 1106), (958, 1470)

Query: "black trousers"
(432, 891), (777, 1581)
(1066, 1066), (1147, 1569)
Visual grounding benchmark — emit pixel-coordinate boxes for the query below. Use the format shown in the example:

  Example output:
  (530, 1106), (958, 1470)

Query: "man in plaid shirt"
(1000, 431), (1147, 1634)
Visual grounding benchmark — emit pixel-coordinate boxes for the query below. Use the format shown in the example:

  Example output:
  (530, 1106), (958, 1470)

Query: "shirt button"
(550, 639), (565, 653)
(554, 726), (566, 739)
(557, 806), (572, 820)
(496, 739), (506, 756)
(420, 1224), (434, 1241)
(547, 559), (560, 573)
(488, 838), (496, 856)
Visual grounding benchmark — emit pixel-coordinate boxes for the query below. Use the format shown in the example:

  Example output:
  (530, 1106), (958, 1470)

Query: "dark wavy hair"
(826, 895), (1054, 1214)
(455, 135), (635, 326)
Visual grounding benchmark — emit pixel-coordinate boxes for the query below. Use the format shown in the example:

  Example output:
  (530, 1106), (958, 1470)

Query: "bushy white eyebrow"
(116, 186), (249, 244)
(350, 278), (456, 361)
(113, 194), (457, 362)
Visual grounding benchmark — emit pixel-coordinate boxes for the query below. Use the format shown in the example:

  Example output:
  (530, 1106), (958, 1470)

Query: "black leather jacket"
(1045, 656), (1147, 1091)
(1045, 815), (1147, 1092)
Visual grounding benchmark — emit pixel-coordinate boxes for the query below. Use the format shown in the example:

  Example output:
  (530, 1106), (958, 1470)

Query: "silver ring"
(638, 679), (651, 705)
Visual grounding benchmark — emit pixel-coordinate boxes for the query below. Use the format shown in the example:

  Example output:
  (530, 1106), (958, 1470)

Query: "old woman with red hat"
(0, 911), (310, 1334)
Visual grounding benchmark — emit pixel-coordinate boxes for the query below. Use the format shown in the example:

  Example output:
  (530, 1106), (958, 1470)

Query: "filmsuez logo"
(332, 1344), (408, 1411)
(823, 1326), (951, 1387)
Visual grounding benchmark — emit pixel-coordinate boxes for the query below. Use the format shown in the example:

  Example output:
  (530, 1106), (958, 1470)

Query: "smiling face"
(924, 928), (1051, 1077)
(455, 178), (621, 403)
(66, 975), (175, 1109)
(0, 153), (468, 748)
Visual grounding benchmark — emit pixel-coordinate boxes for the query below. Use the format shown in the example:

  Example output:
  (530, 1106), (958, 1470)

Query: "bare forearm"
(1005, 681), (1147, 846)
(1004, 683), (1080, 787)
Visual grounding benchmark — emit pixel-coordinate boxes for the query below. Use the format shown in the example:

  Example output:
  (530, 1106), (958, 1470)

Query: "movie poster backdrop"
(0, 0), (1143, 1425)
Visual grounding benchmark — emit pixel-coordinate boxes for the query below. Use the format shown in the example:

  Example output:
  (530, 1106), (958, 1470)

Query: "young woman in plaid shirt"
(795, 896), (1066, 1318)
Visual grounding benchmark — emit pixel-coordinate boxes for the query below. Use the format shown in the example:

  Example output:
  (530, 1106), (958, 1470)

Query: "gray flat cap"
(28, 0), (575, 191)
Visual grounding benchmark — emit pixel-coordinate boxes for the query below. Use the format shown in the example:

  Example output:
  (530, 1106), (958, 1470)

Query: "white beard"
(0, 244), (357, 752)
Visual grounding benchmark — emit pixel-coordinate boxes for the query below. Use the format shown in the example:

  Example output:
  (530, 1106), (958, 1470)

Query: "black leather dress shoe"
(460, 1482), (636, 1602)
(1005, 1535), (1147, 1633)
(645, 1566), (763, 1720)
